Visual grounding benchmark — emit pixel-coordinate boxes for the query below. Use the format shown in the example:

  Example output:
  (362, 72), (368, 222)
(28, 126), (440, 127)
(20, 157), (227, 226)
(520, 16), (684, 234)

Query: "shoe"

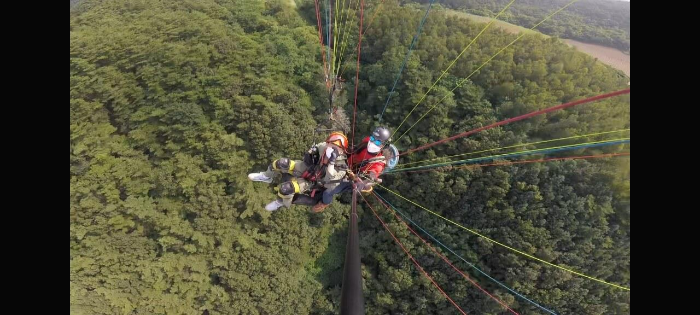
(311, 202), (330, 213)
(265, 199), (284, 211)
(248, 172), (273, 183)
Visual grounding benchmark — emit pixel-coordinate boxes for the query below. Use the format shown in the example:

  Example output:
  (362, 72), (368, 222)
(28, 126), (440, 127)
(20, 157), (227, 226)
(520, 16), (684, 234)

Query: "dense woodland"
(415, 0), (631, 51)
(70, 0), (630, 314)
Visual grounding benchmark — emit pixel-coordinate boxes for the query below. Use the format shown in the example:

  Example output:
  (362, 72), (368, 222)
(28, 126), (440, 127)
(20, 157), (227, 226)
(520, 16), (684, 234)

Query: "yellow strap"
(291, 178), (300, 193)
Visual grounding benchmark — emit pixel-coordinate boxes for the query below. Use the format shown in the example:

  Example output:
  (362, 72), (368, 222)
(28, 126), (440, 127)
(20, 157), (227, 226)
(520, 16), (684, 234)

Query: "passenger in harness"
(247, 132), (349, 211)
(311, 126), (391, 213)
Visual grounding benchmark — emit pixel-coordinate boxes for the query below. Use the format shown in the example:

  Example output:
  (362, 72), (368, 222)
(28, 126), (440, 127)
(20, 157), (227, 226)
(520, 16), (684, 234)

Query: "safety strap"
(363, 156), (386, 164)
(358, 155), (386, 169)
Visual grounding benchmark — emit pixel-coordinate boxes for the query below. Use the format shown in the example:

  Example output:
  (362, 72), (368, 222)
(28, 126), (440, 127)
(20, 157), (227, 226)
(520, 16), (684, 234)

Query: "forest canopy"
(70, 0), (630, 314)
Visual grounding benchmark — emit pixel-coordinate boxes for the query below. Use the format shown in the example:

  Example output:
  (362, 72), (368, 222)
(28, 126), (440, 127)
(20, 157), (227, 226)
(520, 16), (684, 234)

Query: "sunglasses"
(369, 136), (383, 146)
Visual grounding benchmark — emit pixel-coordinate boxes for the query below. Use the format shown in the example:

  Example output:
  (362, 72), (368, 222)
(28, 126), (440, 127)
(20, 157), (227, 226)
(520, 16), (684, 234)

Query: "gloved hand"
(368, 172), (382, 184)
(308, 146), (318, 154)
(346, 170), (357, 181)
(325, 147), (338, 164)
(354, 179), (375, 193)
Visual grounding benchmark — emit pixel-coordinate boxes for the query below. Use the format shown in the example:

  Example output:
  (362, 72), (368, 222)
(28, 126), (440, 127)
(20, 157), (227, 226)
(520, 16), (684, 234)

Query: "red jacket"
(349, 137), (385, 178)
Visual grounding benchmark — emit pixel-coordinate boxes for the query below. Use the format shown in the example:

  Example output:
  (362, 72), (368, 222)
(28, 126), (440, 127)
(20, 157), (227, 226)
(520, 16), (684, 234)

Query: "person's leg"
(323, 181), (351, 204)
(266, 177), (310, 211)
(312, 181), (352, 212)
(265, 179), (294, 212)
(249, 158), (302, 183)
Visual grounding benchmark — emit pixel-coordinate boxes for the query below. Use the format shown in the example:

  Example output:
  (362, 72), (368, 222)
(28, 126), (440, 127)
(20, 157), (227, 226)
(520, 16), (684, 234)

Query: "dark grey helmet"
(372, 126), (391, 143)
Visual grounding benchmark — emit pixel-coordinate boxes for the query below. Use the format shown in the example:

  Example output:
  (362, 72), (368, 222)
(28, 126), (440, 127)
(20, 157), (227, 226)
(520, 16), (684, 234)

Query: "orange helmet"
(326, 131), (348, 150)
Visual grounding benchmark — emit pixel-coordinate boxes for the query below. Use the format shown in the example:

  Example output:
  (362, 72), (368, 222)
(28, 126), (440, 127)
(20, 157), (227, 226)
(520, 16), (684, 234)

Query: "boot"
(311, 202), (330, 213)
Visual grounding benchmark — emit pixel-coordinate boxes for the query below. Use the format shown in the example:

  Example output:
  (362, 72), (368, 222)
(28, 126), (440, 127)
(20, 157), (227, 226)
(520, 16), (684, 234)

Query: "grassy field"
(564, 39), (630, 76)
